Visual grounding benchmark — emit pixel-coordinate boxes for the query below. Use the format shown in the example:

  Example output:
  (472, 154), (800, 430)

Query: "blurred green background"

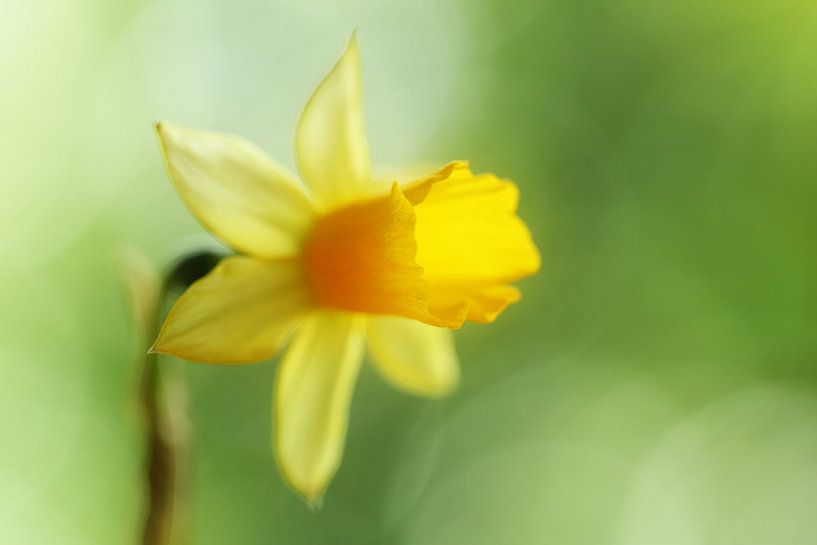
(2, 0), (816, 543)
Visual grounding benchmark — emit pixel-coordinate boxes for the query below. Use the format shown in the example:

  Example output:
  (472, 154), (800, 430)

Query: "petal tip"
(347, 30), (359, 52)
(304, 491), (325, 512)
(147, 337), (176, 358)
(147, 333), (172, 355)
(154, 120), (173, 140)
(154, 121), (175, 152)
(274, 454), (331, 509)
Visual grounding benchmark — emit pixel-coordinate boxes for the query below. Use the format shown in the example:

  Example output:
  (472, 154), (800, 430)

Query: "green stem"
(140, 344), (183, 545)
(127, 249), (225, 545)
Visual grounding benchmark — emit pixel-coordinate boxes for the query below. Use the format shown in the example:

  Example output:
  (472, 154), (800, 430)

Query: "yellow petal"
(412, 164), (541, 323)
(156, 122), (315, 258)
(426, 283), (521, 324)
(295, 34), (370, 211)
(401, 160), (469, 205)
(273, 311), (365, 507)
(152, 256), (311, 363)
(367, 316), (459, 397)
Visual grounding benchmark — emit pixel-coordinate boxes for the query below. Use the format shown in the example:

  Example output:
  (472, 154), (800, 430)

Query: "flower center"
(301, 185), (437, 324)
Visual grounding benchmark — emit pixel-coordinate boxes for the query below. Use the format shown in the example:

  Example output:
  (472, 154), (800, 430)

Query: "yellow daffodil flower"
(152, 34), (540, 506)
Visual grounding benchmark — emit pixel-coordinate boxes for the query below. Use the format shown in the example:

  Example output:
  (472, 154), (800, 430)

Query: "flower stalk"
(121, 249), (224, 545)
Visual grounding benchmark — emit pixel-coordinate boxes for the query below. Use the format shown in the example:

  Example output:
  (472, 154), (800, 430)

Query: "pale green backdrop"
(2, 0), (816, 543)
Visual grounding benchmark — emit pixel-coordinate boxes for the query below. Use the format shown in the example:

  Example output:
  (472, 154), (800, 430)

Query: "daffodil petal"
(156, 122), (315, 258)
(427, 283), (522, 324)
(295, 34), (370, 211)
(152, 256), (311, 363)
(402, 160), (470, 205)
(274, 311), (365, 506)
(367, 316), (459, 398)
(412, 166), (541, 323)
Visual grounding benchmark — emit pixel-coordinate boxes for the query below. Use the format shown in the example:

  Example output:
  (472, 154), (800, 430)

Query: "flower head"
(152, 34), (540, 506)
